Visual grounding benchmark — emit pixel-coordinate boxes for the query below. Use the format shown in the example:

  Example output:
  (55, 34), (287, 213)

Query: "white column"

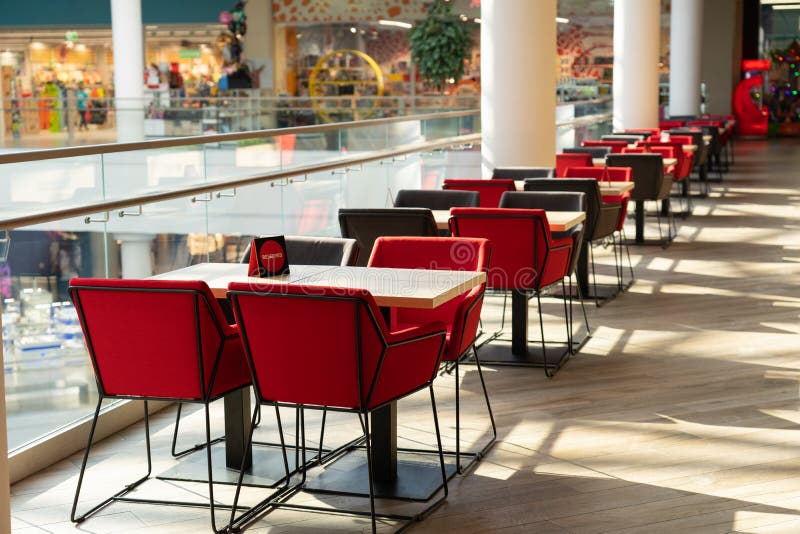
(243, 0), (275, 93)
(481, 0), (557, 177)
(116, 234), (152, 278)
(111, 0), (145, 142)
(669, 0), (704, 117)
(613, 0), (661, 131)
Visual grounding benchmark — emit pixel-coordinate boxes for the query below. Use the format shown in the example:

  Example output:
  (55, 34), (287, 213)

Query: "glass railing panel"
(2, 215), (107, 451)
(280, 171), (346, 237)
(0, 155), (104, 221)
(101, 145), (208, 202)
(205, 179), (285, 256)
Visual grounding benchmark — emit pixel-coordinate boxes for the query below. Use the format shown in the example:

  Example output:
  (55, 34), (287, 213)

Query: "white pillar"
(481, 0), (557, 177)
(669, 0), (703, 117)
(613, 0), (661, 131)
(111, 0), (145, 142)
(116, 234), (152, 278)
(243, 0), (275, 93)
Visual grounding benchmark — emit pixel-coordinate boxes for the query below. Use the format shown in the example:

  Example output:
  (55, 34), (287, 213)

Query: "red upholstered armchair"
(449, 208), (573, 376)
(555, 152), (593, 177)
(68, 278), (252, 533)
(368, 236), (495, 472)
(443, 178), (515, 207)
(227, 282), (448, 533)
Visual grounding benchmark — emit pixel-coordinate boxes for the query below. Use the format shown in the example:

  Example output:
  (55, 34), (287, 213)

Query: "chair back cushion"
(395, 189), (479, 210)
(555, 153), (593, 177)
(563, 166), (632, 182)
(69, 278), (242, 400)
(582, 140), (628, 153)
(442, 179), (515, 208)
(450, 208), (563, 290)
(338, 208), (438, 266)
(368, 236), (490, 359)
(606, 154), (666, 201)
(229, 283), (386, 409)
(522, 178), (600, 236)
(563, 146), (611, 158)
(492, 167), (554, 179)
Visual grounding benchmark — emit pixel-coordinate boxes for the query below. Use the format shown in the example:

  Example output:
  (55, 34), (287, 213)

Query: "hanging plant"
(408, 0), (474, 92)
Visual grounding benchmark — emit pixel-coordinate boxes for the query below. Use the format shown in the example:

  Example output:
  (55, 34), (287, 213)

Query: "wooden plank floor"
(12, 139), (800, 533)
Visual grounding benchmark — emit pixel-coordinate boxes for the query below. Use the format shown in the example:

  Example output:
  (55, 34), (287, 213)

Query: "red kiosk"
(733, 59), (770, 137)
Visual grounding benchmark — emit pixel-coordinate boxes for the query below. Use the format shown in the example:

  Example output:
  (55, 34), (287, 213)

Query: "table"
(154, 262), (486, 500)
(593, 157), (677, 168)
(512, 180), (635, 196)
(433, 209), (585, 232)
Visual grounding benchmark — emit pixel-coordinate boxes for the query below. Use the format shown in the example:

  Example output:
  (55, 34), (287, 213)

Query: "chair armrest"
(369, 322), (447, 408)
(448, 287), (485, 361)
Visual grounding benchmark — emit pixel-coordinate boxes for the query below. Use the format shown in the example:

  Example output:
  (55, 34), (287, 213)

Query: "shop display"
(308, 49), (384, 122)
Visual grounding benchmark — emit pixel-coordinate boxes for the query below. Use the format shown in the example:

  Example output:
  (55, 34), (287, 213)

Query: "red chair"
(68, 278), (253, 533)
(449, 208), (573, 376)
(582, 139), (628, 153)
(564, 166), (635, 289)
(659, 119), (685, 129)
(443, 178), (515, 208)
(555, 152), (592, 177)
(227, 282), (448, 533)
(621, 147), (647, 154)
(368, 236), (494, 472)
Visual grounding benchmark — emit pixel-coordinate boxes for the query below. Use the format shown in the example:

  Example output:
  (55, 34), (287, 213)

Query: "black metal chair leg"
(536, 293), (552, 378)
(72, 398), (152, 523)
(429, 385), (449, 500)
(317, 408), (327, 461)
(473, 346), (497, 452)
(171, 402), (224, 458)
(362, 409), (377, 534)
(561, 279), (572, 351)
(454, 358), (462, 473)
(203, 403), (228, 534)
(575, 281), (591, 337)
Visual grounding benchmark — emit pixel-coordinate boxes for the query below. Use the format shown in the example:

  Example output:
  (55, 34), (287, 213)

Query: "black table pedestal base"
(158, 441), (292, 488)
(475, 340), (572, 372)
(304, 449), (458, 501)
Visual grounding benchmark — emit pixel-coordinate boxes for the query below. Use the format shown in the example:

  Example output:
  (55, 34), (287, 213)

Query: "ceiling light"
(350, 27), (357, 33)
(773, 4), (800, 9)
(474, 18), (482, 23)
(556, 17), (570, 24)
(378, 19), (412, 29)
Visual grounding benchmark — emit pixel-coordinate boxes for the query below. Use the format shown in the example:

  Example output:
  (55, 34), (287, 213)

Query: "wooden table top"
(151, 263), (486, 309)
(433, 209), (586, 232)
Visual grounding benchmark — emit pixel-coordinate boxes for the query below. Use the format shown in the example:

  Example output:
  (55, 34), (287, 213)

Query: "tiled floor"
(13, 138), (800, 532)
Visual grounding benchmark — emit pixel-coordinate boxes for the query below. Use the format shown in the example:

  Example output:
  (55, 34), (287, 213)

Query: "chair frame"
(227, 289), (449, 534)
(69, 284), (262, 534)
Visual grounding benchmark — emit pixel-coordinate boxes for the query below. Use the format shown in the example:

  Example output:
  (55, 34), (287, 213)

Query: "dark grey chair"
(338, 208), (438, 266)
(240, 235), (359, 266)
(670, 128), (712, 193)
(522, 178), (622, 306)
(607, 153), (675, 246)
(492, 166), (554, 179)
(395, 189), (479, 210)
(563, 147), (611, 159)
(611, 131), (649, 140)
(499, 191), (590, 349)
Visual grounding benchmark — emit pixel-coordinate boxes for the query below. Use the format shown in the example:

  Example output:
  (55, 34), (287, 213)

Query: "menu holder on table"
(247, 236), (290, 277)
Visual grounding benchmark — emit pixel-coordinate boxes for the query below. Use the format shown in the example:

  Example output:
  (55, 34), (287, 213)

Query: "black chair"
(671, 127), (714, 190)
(499, 190), (590, 350)
(607, 153), (675, 246)
(522, 178), (622, 306)
(395, 189), (479, 210)
(612, 131), (649, 140)
(492, 166), (554, 179)
(240, 235), (359, 266)
(563, 146), (611, 159)
(338, 208), (438, 266)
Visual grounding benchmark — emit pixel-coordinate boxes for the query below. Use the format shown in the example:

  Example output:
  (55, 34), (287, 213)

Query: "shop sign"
(179, 49), (202, 59)
(65, 31), (79, 42)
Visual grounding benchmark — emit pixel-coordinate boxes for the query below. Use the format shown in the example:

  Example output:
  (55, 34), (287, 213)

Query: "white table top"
(152, 263), (486, 310)
(433, 209), (586, 232)
(593, 157), (677, 167)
